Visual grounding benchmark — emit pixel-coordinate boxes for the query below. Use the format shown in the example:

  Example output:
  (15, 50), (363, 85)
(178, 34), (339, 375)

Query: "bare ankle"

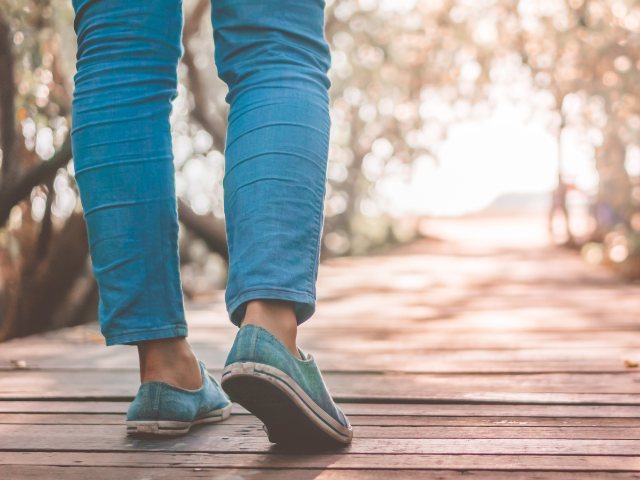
(137, 337), (202, 389)
(242, 300), (301, 360)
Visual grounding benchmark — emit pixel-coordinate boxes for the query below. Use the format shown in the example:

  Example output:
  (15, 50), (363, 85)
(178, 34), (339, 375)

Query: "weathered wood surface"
(4, 413), (640, 427)
(5, 429), (640, 454)
(1, 401), (639, 417)
(3, 466), (640, 480)
(3, 422), (640, 439)
(1, 214), (640, 476)
(3, 337), (640, 373)
(1, 370), (640, 403)
(2, 451), (640, 471)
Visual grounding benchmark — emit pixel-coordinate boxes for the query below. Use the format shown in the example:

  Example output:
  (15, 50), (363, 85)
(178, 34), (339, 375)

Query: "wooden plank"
(22, 327), (640, 350)
(2, 370), (640, 403)
(6, 332), (640, 351)
(3, 313), (639, 373)
(338, 404), (640, 417)
(4, 413), (640, 428)
(15, 303), (640, 337)
(322, 371), (640, 394)
(188, 330), (640, 350)
(2, 452), (640, 471)
(7, 314), (640, 346)
(300, 312), (640, 333)
(3, 344), (640, 373)
(1, 430), (639, 455)
(347, 416), (640, 427)
(0, 402), (249, 415)
(1, 392), (637, 404)
(0, 414), (127, 424)
(2, 466), (640, 480)
(347, 426), (640, 440)
(2, 423), (639, 440)
(0, 402), (129, 414)
(0, 402), (638, 418)
(4, 361), (640, 374)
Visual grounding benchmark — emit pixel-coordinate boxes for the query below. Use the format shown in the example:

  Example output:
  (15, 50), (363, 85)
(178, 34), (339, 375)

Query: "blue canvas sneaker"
(221, 324), (353, 446)
(126, 360), (232, 436)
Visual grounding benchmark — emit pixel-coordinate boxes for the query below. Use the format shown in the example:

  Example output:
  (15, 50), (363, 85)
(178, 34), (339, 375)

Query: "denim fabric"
(71, 0), (331, 344)
(127, 361), (230, 422)
(224, 325), (350, 428)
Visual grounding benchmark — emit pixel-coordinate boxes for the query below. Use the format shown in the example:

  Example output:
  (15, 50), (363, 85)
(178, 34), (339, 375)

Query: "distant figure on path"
(71, 0), (352, 446)
(549, 175), (573, 245)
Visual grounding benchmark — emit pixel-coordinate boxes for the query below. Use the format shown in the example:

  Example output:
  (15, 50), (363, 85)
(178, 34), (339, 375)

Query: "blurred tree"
(511, 0), (639, 246)
(321, 0), (640, 271)
(510, 0), (640, 269)
(0, 0), (93, 339)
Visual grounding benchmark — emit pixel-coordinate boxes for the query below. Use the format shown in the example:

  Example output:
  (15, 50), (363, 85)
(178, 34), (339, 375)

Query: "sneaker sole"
(126, 402), (232, 436)
(221, 362), (353, 447)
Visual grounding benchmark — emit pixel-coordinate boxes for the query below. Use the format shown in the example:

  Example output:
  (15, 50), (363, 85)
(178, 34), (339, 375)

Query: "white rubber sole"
(221, 361), (353, 445)
(126, 402), (232, 436)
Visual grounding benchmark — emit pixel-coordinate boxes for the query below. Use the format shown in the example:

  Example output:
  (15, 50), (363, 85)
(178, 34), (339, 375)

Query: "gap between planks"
(2, 466), (640, 479)
(3, 413), (640, 427)
(0, 402), (638, 417)
(2, 434), (640, 455)
(2, 452), (640, 471)
(2, 371), (640, 404)
(1, 423), (639, 440)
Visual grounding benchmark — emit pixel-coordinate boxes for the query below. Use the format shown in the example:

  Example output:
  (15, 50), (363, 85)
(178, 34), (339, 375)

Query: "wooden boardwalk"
(1, 214), (640, 478)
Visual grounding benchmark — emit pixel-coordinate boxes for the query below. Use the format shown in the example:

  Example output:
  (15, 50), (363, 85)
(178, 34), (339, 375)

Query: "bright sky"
(379, 100), (598, 217)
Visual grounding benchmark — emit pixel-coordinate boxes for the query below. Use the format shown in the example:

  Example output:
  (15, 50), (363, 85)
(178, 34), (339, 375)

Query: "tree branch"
(174, 2), (229, 260)
(0, 210), (90, 340)
(0, 11), (16, 180)
(182, 47), (227, 149)
(183, 0), (209, 39)
(182, 0), (227, 150)
(177, 197), (228, 260)
(0, 137), (72, 226)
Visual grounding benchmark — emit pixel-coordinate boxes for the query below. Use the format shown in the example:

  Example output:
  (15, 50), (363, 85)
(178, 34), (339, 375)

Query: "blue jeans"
(71, 0), (331, 346)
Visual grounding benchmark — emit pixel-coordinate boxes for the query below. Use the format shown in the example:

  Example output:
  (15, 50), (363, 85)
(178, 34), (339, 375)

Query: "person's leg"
(71, 0), (200, 389)
(212, 0), (352, 445)
(211, 0), (331, 339)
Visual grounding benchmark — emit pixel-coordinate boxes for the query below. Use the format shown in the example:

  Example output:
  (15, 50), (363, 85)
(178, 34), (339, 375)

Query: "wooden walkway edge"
(1, 215), (639, 478)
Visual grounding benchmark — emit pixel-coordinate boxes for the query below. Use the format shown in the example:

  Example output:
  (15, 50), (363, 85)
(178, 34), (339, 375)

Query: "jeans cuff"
(227, 289), (316, 327)
(104, 326), (189, 346)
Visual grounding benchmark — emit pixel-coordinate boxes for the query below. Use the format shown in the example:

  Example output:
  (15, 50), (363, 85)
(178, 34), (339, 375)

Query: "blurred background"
(1, 0), (640, 341)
